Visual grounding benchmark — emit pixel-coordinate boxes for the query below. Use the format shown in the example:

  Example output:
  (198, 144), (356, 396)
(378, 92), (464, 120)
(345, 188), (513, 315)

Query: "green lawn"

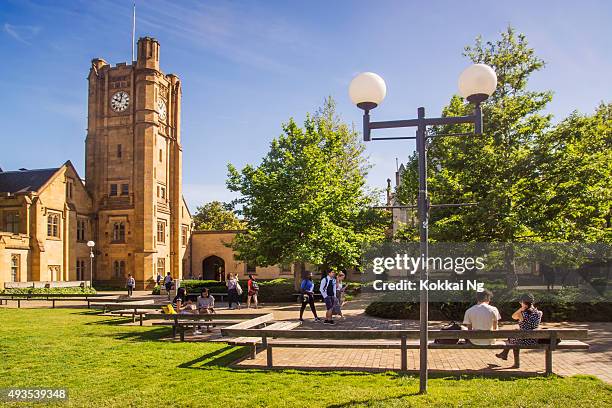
(0, 309), (610, 407)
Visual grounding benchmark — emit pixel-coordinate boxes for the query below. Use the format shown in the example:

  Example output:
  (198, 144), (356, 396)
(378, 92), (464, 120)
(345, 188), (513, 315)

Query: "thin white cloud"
(3, 23), (41, 44)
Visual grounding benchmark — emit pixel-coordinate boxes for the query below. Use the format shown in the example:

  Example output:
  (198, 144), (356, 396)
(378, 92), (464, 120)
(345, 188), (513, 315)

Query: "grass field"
(0, 309), (610, 407)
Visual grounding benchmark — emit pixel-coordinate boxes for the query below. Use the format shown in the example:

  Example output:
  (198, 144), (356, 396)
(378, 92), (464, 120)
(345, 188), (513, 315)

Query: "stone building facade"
(0, 36), (301, 290)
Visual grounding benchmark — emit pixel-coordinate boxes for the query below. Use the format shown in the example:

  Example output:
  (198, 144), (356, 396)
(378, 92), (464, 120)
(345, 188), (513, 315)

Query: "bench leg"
(401, 336), (407, 371)
(266, 346), (273, 368)
(180, 327), (185, 342)
(18, 299), (21, 308)
(132, 314), (136, 323)
(250, 344), (257, 359)
(52, 300), (56, 309)
(545, 347), (552, 375)
(139, 314), (143, 326)
(172, 324), (177, 338)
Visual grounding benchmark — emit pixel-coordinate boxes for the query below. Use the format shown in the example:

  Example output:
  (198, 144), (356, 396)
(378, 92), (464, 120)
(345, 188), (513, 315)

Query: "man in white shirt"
(463, 289), (501, 345)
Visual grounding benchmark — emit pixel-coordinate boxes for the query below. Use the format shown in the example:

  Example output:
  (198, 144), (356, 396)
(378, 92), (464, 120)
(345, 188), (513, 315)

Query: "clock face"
(110, 91), (130, 112)
(157, 99), (167, 121)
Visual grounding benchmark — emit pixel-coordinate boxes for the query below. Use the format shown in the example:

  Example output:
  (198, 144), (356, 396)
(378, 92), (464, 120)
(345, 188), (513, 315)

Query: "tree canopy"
(396, 27), (611, 244)
(227, 98), (388, 271)
(192, 201), (245, 231)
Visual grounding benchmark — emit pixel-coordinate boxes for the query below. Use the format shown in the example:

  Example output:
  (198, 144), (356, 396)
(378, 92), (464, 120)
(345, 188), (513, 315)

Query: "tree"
(396, 27), (611, 285)
(192, 201), (245, 231)
(226, 98), (388, 272)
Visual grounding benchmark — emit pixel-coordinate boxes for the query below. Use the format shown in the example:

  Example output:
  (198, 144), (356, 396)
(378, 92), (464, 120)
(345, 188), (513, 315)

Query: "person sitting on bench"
(463, 289), (501, 345)
(197, 288), (215, 314)
(496, 293), (543, 368)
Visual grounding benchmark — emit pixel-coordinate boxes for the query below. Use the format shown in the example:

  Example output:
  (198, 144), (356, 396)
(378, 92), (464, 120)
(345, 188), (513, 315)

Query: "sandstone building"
(0, 37), (299, 290)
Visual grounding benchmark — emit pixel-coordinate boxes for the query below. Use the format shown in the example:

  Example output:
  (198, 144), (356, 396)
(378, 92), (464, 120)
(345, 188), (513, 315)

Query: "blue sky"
(1, 0), (611, 210)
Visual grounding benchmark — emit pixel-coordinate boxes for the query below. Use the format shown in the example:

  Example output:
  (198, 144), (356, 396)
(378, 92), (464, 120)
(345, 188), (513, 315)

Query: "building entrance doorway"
(202, 256), (225, 281)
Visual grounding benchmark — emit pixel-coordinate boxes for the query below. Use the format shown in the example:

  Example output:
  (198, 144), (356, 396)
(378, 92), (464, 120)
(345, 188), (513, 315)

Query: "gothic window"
(66, 179), (73, 199)
(159, 149), (163, 162)
(10, 255), (20, 282)
(113, 260), (126, 278)
(181, 226), (188, 247)
(110, 184), (118, 196)
(112, 222), (125, 243)
(280, 263), (292, 274)
(157, 220), (165, 243)
(76, 259), (86, 280)
(77, 219), (86, 241)
(121, 183), (129, 196)
(246, 261), (256, 274)
(4, 211), (20, 233)
(157, 258), (165, 276)
(47, 213), (60, 238)
(117, 144), (122, 158)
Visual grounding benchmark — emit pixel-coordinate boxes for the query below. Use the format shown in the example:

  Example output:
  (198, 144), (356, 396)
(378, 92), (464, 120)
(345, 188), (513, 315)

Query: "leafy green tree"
(530, 103), (612, 242)
(395, 27), (611, 285)
(192, 201), (245, 231)
(227, 98), (388, 272)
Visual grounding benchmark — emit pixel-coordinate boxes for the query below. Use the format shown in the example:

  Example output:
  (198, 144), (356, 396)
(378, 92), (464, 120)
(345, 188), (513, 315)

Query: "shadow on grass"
(110, 327), (171, 342)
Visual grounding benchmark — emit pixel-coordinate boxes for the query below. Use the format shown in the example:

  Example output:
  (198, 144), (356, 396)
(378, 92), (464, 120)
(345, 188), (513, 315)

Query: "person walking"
(463, 289), (501, 345)
(299, 272), (321, 322)
(126, 274), (135, 297)
(226, 273), (241, 310)
(164, 272), (173, 300)
(496, 293), (543, 368)
(247, 274), (259, 309)
(155, 272), (162, 286)
(333, 272), (347, 318)
(319, 269), (336, 325)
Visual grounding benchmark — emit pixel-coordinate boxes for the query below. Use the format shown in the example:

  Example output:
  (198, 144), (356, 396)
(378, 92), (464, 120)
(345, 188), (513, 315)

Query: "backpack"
(251, 281), (259, 290)
(433, 321), (462, 344)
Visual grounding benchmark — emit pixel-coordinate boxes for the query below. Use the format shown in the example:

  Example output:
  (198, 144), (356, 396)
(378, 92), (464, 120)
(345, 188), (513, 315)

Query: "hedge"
(177, 278), (296, 302)
(0, 287), (97, 295)
(365, 287), (612, 322)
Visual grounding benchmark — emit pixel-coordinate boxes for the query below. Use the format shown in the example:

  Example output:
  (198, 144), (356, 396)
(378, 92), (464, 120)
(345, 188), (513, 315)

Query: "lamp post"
(87, 240), (95, 289)
(349, 64), (497, 394)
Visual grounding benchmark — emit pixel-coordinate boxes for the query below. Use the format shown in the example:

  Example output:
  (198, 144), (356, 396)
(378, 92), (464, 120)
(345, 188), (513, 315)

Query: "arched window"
(10, 255), (20, 282)
(47, 213), (60, 238)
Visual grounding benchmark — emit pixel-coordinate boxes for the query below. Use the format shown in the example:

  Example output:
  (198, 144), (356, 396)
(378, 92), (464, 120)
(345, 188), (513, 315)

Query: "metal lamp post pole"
(416, 107), (429, 393)
(360, 102), (484, 394)
(89, 248), (94, 289)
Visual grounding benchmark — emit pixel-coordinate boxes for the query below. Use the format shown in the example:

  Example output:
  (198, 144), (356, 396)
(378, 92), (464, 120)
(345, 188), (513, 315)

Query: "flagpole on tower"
(131, 2), (136, 62)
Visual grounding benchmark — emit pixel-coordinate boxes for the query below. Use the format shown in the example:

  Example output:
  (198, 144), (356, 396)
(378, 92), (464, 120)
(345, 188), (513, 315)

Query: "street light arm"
(365, 104), (483, 140)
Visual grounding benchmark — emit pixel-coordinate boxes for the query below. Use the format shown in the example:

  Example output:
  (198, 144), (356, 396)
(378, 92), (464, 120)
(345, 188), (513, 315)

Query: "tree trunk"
(504, 244), (518, 288)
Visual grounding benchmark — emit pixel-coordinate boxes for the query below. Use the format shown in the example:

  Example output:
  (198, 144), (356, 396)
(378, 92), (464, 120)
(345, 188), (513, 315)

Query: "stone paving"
(235, 304), (612, 383)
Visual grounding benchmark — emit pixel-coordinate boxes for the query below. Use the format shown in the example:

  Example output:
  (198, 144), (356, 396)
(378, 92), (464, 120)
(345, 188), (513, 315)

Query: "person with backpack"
(299, 272), (321, 322)
(126, 274), (135, 297)
(247, 274), (259, 309)
(319, 269), (336, 325)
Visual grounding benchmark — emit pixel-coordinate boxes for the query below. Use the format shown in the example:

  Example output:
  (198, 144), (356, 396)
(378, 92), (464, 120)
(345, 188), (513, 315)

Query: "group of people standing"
(300, 269), (346, 324)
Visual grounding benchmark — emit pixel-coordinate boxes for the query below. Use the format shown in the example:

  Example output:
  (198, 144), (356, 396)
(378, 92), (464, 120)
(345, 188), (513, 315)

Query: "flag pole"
(131, 2), (136, 62)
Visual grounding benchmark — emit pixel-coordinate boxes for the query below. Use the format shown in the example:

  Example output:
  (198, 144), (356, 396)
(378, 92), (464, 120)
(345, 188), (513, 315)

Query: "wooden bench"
(186, 292), (228, 303)
(108, 309), (152, 325)
(0, 294), (111, 308)
(90, 299), (157, 313)
(154, 313), (271, 341)
(224, 319), (302, 358)
(220, 328), (588, 375)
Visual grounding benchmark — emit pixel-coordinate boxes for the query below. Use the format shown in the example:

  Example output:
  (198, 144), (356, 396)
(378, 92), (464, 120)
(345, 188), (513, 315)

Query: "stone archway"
(202, 255), (225, 281)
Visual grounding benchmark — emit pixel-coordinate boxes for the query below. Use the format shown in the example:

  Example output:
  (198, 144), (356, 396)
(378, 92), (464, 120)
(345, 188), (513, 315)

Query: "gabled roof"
(0, 167), (61, 194)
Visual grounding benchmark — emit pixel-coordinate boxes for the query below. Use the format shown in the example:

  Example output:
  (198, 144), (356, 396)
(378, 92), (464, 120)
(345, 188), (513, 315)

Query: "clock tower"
(85, 37), (191, 289)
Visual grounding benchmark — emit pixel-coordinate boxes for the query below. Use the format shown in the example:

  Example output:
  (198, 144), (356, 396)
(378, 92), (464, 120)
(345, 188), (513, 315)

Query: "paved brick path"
(235, 306), (612, 383)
